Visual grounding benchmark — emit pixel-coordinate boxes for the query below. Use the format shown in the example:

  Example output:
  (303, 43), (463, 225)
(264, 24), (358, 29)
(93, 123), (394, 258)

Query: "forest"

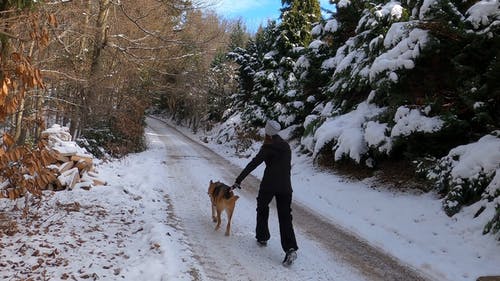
(0, 0), (499, 240)
(0, 0), (234, 197)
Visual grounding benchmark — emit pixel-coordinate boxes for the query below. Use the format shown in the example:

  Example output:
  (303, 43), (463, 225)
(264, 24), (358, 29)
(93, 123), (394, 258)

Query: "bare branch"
(117, 3), (188, 46)
(40, 69), (88, 82)
(31, 94), (84, 107)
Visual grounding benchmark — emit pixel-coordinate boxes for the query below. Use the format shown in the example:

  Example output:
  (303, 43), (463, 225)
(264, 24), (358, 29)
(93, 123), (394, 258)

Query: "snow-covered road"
(146, 117), (433, 281)
(147, 117), (365, 281)
(5, 116), (488, 280)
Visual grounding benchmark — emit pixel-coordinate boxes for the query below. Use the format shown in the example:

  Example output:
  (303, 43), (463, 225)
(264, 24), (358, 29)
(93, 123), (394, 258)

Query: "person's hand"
(232, 183), (241, 190)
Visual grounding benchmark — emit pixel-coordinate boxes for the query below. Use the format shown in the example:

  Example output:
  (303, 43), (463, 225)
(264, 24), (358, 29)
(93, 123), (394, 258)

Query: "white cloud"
(211, 0), (334, 15)
(208, 0), (335, 32)
(211, 0), (268, 15)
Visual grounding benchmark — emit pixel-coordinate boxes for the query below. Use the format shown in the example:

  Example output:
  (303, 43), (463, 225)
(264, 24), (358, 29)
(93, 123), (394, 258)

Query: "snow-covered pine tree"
(229, 1), (323, 129)
(415, 0), (499, 235)
(326, 0), (414, 111)
(260, 0), (322, 127)
(249, 21), (283, 124)
(228, 19), (249, 52)
(279, 0), (322, 51)
(291, 18), (337, 138)
(207, 21), (249, 122)
(228, 22), (281, 126)
(300, 0), (500, 237)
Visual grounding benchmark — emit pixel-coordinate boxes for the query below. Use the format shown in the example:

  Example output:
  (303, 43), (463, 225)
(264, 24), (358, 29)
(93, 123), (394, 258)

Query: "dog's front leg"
(211, 203), (217, 222)
(225, 209), (234, 236)
(215, 207), (222, 231)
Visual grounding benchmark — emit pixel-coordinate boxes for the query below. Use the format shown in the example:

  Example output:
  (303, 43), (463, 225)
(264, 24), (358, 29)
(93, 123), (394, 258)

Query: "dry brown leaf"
(11, 52), (21, 62)
(3, 133), (15, 149)
(8, 189), (15, 200)
(48, 14), (58, 27)
(35, 69), (44, 88)
(16, 64), (26, 75)
(1, 81), (8, 96)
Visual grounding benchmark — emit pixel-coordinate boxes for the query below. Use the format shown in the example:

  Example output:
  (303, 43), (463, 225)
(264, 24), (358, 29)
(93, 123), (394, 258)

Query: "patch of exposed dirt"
(316, 154), (432, 193)
(374, 159), (433, 192)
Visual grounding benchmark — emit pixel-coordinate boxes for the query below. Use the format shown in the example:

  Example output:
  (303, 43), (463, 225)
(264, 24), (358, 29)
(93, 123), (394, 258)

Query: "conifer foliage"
(279, 0), (322, 50)
(229, 0), (322, 131)
(228, 0), (500, 238)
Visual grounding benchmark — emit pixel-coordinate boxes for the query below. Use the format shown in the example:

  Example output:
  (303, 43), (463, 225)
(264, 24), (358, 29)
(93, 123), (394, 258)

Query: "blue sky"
(211, 0), (335, 33)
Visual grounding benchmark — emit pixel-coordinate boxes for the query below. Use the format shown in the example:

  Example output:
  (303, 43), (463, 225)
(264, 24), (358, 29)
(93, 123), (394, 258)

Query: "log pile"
(42, 125), (106, 190)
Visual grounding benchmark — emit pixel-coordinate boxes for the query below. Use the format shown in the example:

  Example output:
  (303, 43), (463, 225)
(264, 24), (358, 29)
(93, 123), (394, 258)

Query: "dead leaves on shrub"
(0, 12), (55, 201)
(0, 132), (58, 200)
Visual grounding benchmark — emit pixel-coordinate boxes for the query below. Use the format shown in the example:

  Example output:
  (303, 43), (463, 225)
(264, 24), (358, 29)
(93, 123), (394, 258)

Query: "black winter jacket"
(235, 135), (292, 193)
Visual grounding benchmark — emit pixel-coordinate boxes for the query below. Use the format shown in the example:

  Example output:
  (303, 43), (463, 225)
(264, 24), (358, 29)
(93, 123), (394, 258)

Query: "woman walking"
(233, 120), (298, 266)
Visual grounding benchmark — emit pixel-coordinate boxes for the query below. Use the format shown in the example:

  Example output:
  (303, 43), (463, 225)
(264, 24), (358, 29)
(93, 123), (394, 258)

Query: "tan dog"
(208, 180), (239, 236)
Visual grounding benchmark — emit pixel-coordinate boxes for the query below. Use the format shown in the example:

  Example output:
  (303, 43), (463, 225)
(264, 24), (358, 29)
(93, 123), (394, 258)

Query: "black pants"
(255, 189), (298, 252)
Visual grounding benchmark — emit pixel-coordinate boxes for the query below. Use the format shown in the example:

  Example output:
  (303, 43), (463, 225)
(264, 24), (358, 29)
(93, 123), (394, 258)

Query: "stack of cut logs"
(42, 125), (106, 190)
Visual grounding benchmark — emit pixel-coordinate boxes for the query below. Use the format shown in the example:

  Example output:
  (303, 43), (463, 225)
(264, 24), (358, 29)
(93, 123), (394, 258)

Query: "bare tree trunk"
(34, 88), (44, 140)
(80, 0), (91, 58)
(14, 96), (25, 143)
(82, 0), (110, 130)
(14, 41), (36, 144)
(91, 0), (110, 73)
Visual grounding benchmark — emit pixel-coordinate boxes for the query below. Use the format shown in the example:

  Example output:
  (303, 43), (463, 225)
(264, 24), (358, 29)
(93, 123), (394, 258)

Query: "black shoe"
(256, 240), (267, 247)
(282, 249), (297, 266)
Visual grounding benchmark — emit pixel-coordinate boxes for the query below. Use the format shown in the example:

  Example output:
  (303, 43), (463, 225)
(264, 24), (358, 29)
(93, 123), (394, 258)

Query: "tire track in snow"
(149, 122), (245, 281)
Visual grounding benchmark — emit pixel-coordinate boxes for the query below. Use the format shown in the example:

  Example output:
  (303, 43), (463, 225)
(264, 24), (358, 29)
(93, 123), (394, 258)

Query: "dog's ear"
(210, 180), (213, 184)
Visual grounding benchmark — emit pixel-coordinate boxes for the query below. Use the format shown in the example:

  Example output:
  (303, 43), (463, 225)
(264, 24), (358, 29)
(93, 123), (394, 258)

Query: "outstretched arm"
(235, 147), (266, 185)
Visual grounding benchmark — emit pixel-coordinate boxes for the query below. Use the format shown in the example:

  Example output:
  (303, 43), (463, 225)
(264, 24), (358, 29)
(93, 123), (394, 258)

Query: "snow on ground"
(1, 118), (367, 281)
(0, 132), (204, 280)
(168, 117), (500, 281)
(1, 117), (499, 281)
